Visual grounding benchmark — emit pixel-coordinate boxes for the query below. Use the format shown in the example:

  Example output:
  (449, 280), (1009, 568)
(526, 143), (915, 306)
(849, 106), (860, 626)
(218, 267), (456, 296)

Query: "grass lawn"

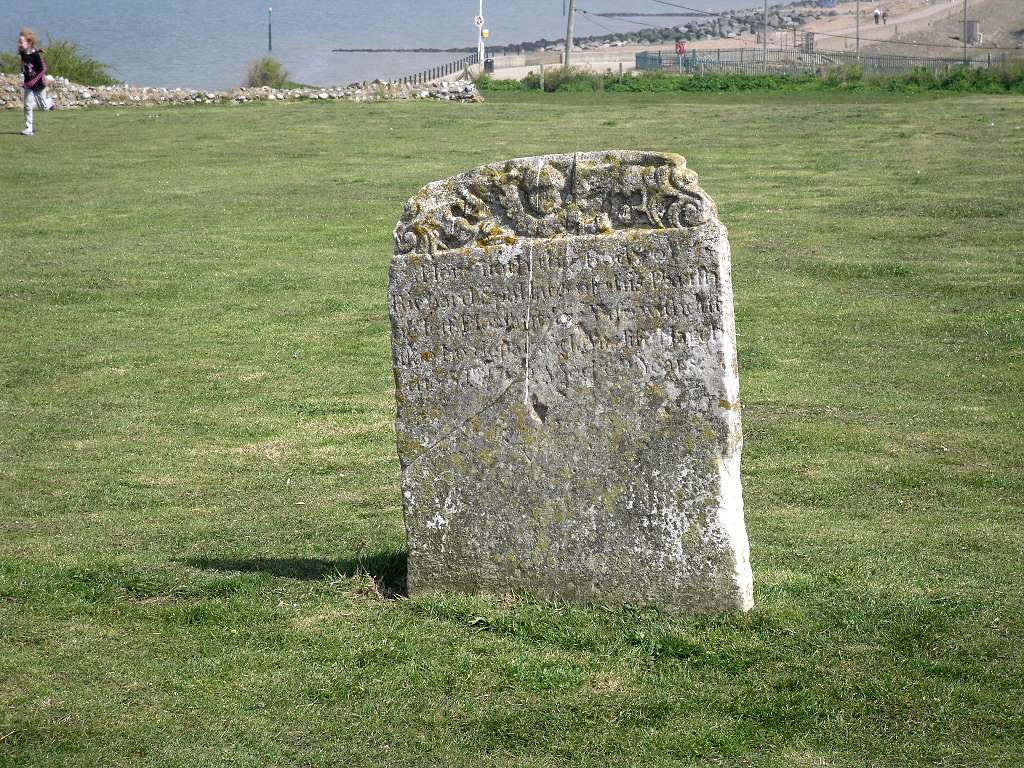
(1, 90), (1022, 767)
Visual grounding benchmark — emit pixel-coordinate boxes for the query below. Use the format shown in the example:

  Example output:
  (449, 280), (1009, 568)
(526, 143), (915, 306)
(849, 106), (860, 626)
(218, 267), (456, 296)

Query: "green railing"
(636, 48), (1021, 76)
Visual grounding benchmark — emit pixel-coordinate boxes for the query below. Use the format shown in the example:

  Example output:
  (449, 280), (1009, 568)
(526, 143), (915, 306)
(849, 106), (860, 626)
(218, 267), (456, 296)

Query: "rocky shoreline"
(517, 2), (837, 53)
(569, 3), (837, 50)
(0, 73), (480, 110)
(335, 1), (839, 55)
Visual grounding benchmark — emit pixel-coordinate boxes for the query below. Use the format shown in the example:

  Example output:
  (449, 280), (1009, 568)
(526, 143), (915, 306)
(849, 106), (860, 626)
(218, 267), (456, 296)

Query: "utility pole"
(963, 0), (968, 64)
(268, 6), (272, 51)
(564, 0), (577, 68)
(855, 0), (860, 60)
(762, 0), (768, 71)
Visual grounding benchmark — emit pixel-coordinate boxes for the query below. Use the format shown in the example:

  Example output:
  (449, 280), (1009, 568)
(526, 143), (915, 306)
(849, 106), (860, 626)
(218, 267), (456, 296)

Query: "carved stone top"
(393, 150), (715, 255)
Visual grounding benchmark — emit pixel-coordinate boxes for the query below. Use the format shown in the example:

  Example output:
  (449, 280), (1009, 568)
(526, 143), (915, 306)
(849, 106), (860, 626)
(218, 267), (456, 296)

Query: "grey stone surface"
(388, 151), (753, 613)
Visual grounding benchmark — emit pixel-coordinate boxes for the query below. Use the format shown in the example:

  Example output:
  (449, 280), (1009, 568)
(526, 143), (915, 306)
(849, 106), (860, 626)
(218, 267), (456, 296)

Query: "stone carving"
(388, 151), (753, 614)
(394, 150), (713, 255)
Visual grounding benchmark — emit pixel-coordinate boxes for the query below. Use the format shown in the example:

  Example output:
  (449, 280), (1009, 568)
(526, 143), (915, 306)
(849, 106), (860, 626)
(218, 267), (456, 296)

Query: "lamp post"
(268, 6), (272, 51)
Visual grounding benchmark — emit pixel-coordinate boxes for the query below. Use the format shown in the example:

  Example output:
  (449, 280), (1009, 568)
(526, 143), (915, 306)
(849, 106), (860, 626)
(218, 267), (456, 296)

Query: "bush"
(0, 38), (116, 86)
(471, 73), (527, 92)
(246, 57), (289, 88)
(0, 51), (17, 74)
(476, 60), (1024, 95)
(515, 66), (606, 93)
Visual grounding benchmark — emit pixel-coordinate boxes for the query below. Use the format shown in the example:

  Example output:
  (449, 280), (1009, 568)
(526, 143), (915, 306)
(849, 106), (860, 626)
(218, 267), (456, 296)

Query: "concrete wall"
(489, 48), (638, 77)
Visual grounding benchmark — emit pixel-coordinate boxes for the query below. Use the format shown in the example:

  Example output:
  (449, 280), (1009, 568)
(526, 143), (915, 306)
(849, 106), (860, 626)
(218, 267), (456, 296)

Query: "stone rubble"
(0, 73), (481, 110)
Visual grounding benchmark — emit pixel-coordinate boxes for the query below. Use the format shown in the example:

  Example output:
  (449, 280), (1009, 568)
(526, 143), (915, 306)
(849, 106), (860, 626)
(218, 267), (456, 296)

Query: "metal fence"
(637, 48), (1022, 76)
(398, 53), (479, 85)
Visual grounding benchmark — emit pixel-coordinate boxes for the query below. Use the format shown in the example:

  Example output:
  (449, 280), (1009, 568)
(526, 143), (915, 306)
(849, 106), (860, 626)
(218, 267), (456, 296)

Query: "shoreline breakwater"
(333, 1), (835, 56)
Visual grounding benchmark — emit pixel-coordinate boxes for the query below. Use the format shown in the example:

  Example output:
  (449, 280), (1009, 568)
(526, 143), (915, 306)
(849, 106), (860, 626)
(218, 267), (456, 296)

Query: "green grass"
(1, 91), (1022, 767)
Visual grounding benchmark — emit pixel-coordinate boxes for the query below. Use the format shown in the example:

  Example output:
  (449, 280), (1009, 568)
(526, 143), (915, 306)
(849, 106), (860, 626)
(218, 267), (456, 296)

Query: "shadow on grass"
(185, 549), (407, 598)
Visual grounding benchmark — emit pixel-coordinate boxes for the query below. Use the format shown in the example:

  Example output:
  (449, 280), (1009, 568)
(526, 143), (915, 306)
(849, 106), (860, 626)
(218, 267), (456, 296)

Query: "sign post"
(476, 1), (485, 65)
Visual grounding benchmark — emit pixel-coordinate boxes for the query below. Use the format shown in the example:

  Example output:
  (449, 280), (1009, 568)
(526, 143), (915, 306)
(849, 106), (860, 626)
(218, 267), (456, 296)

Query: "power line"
(595, 12), (706, 17)
(578, 9), (620, 35)
(645, 0), (721, 17)
(577, 8), (665, 29)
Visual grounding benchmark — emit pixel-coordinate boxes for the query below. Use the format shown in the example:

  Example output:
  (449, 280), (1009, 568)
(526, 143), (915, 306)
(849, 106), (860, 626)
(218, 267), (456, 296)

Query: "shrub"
(246, 57), (289, 88)
(475, 59), (1024, 95)
(0, 38), (116, 85)
(472, 73), (529, 92)
(540, 66), (605, 93)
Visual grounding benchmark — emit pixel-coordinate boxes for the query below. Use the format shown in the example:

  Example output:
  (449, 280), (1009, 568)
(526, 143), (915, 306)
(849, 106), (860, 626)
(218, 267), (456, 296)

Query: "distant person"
(675, 39), (687, 56)
(873, 8), (881, 25)
(882, 9), (888, 24)
(18, 28), (55, 137)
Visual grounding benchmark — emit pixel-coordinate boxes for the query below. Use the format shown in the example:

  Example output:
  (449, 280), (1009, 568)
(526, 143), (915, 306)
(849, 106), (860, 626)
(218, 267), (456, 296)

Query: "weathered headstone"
(389, 151), (753, 613)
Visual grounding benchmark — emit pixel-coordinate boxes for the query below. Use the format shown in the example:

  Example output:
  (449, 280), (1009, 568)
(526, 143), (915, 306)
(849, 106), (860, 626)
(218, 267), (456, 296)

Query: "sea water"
(2, 0), (756, 89)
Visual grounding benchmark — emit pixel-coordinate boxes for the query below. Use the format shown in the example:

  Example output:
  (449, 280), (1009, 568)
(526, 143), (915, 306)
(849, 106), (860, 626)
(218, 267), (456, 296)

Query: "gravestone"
(389, 151), (753, 613)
